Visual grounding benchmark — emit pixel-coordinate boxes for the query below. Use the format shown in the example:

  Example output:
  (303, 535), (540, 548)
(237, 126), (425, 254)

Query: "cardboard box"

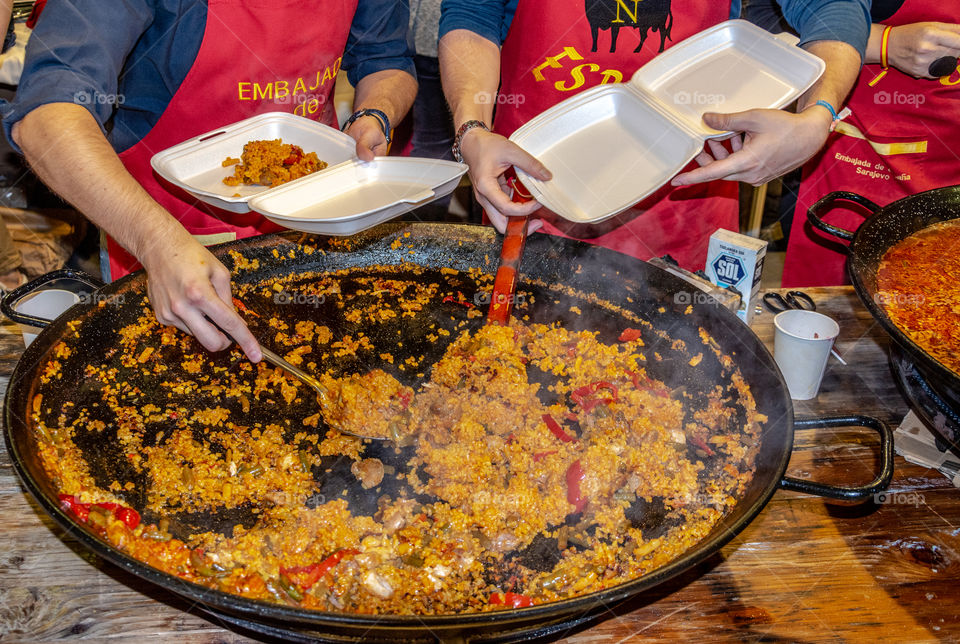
(704, 229), (768, 324)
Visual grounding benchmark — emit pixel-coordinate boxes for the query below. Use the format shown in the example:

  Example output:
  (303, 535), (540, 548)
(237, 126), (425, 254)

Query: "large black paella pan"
(3, 224), (891, 642)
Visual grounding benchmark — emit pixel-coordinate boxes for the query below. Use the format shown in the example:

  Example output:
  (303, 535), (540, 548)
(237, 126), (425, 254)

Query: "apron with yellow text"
(109, 0), (357, 279)
(495, 0), (736, 271)
(782, 0), (958, 287)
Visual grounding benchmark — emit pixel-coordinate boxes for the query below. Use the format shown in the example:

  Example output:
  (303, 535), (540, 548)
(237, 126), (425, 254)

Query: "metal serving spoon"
(258, 345), (384, 441)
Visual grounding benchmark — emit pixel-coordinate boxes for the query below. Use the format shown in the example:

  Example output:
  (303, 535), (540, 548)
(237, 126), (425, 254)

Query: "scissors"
(763, 290), (847, 365)
(763, 290), (816, 313)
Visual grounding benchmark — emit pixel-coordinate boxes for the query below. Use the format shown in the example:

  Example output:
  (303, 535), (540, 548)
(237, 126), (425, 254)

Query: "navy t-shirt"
(2, 0), (414, 153)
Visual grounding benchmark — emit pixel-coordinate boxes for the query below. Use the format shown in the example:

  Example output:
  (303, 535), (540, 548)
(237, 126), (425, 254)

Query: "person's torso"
(494, 0), (733, 136)
(104, 0), (359, 280)
(823, 0), (959, 201)
(111, 0), (356, 152)
(783, 0), (958, 287)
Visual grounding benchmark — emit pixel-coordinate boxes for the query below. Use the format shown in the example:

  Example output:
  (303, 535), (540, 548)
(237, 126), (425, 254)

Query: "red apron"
(108, 0), (357, 280)
(782, 0), (959, 287)
(495, 0), (736, 271)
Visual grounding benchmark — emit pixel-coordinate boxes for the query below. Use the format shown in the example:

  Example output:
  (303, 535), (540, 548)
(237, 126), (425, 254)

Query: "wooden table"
(1, 287), (956, 642)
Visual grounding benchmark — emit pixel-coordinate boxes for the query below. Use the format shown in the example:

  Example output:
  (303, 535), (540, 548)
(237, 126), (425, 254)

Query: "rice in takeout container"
(150, 112), (467, 235)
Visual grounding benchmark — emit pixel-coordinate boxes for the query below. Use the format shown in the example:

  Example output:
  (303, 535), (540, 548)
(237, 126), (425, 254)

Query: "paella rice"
(876, 219), (960, 375)
(29, 265), (765, 615)
(222, 139), (327, 188)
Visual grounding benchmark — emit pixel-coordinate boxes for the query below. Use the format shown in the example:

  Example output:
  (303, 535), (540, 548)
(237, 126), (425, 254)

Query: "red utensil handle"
(487, 169), (533, 325)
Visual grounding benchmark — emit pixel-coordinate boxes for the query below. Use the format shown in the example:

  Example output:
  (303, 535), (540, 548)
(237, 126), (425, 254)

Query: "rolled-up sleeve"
(342, 0), (416, 87)
(439, 0), (510, 46)
(1, 0), (154, 149)
(777, 0), (871, 60)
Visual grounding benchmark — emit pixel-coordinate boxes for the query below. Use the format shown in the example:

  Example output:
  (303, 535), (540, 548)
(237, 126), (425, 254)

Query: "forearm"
(12, 103), (191, 264)
(438, 29), (502, 129)
(797, 40), (862, 119)
(0, 0), (12, 34)
(351, 69), (418, 129)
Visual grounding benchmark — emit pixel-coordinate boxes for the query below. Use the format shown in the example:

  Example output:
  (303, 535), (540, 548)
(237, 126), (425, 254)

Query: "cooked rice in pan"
(30, 265), (765, 614)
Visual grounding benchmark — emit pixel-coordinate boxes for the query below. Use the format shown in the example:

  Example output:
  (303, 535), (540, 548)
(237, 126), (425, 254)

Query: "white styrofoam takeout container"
(150, 112), (468, 235)
(248, 157), (467, 235)
(510, 20), (826, 224)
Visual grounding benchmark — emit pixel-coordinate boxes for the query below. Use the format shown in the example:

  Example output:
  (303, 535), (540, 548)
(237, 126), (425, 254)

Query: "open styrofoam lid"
(248, 157), (468, 236)
(631, 20), (825, 138)
(511, 87), (703, 224)
(150, 112), (357, 213)
(509, 19), (825, 224)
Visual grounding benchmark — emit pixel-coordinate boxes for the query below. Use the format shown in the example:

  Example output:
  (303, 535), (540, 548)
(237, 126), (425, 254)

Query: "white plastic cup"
(14, 289), (81, 347)
(773, 309), (840, 400)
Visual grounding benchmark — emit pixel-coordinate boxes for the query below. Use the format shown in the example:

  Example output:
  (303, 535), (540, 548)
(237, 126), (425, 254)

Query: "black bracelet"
(341, 108), (392, 145)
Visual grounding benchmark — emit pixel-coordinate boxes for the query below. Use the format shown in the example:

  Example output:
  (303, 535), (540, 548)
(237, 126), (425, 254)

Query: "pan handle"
(1, 268), (105, 328)
(806, 191), (881, 244)
(780, 415), (893, 501)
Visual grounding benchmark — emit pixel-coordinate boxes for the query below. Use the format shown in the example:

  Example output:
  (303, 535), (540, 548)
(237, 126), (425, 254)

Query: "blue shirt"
(3, 0), (414, 153)
(748, 0), (901, 26)
(439, 0), (870, 60)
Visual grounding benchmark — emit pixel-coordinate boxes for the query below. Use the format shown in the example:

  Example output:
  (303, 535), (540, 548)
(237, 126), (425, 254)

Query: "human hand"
(886, 22), (960, 78)
(460, 128), (550, 233)
(344, 115), (389, 161)
(140, 237), (262, 362)
(671, 107), (832, 187)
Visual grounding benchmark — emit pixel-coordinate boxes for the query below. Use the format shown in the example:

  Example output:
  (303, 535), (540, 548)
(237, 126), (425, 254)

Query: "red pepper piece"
(542, 414), (576, 443)
(59, 495), (140, 529)
(532, 450), (557, 462)
(114, 506), (141, 530)
(618, 328), (642, 342)
(59, 494), (90, 522)
(489, 592), (535, 608)
(442, 292), (475, 308)
(594, 381), (618, 399)
(396, 391), (412, 409)
(687, 435), (716, 457)
(231, 297), (260, 318)
(566, 460), (587, 514)
(627, 370), (670, 398)
(571, 381), (618, 412)
(281, 548), (360, 590)
(283, 145), (303, 165)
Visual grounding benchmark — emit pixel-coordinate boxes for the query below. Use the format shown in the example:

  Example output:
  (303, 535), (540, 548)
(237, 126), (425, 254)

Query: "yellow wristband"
(869, 25), (893, 87)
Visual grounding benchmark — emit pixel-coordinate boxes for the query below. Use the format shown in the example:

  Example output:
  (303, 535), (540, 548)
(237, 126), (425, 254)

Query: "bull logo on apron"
(585, 0), (673, 53)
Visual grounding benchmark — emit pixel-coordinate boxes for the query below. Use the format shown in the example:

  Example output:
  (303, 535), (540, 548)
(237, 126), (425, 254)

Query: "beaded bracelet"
(341, 108), (392, 145)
